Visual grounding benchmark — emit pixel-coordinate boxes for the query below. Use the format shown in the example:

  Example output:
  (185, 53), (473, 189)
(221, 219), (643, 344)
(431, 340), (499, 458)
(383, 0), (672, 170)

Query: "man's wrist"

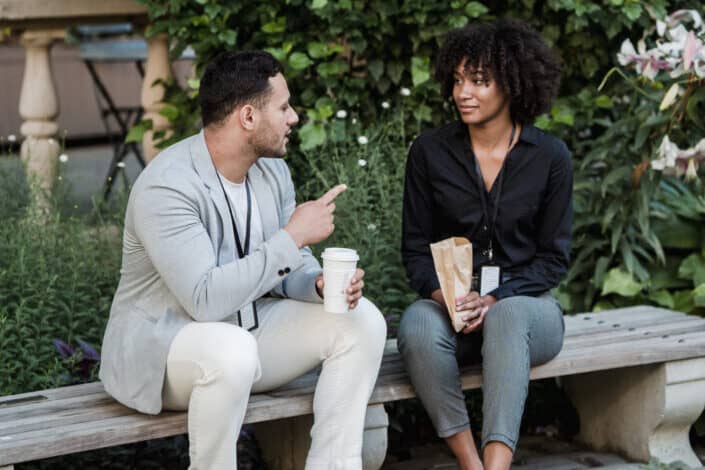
(284, 226), (305, 249)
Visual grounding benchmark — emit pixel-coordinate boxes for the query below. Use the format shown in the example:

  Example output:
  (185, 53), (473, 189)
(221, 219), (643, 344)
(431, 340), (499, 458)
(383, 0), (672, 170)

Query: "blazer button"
(278, 269), (285, 276)
(284, 267), (291, 273)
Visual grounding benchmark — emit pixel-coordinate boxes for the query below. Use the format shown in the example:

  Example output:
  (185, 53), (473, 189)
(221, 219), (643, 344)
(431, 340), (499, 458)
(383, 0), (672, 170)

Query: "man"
(99, 50), (387, 470)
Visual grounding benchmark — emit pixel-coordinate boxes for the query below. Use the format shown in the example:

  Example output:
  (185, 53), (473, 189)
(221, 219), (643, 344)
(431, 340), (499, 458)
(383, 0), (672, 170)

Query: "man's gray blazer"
(99, 130), (323, 414)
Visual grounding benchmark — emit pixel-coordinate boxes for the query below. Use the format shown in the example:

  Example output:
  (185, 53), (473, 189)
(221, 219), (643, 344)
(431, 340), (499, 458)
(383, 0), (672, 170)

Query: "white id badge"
(480, 266), (501, 296)
(239, 303), (257, 331)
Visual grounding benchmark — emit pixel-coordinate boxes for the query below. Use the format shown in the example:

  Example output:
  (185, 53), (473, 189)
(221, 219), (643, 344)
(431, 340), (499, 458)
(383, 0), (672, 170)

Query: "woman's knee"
(484, 296), (532, 338)
(398, 299), (453, 355)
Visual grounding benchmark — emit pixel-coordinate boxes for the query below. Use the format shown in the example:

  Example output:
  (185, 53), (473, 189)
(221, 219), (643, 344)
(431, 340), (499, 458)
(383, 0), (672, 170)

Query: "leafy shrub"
(135, 0), (698, 150)
(295, 110), (418, 332)
(552, 9), (705, 313)
(0, 159), (122, 395)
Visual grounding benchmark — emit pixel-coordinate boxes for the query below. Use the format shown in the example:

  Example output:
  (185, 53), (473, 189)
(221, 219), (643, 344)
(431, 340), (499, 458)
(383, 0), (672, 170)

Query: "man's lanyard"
(472, 122), (516, 262)
(214, 168), (259, 331)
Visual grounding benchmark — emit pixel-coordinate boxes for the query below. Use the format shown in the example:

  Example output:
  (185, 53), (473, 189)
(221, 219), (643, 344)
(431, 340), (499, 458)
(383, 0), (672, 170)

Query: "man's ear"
(239, 104), (257, 131)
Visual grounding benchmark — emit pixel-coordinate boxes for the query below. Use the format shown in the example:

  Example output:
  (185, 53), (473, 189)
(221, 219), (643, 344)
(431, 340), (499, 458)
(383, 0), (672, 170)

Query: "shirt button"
(278, 269), (285, 276)
(284, 267), (291, 273)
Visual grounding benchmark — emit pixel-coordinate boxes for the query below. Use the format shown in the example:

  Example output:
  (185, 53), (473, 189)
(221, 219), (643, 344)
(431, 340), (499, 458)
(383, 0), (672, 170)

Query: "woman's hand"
(456, 292), (496, 334)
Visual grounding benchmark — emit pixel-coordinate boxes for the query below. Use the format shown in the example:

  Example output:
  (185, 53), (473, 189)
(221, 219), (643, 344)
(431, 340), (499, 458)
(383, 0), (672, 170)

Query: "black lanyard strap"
(216, 174), (252, 259)
(213, 165), (258, 331)
(471, 122), (516, 261)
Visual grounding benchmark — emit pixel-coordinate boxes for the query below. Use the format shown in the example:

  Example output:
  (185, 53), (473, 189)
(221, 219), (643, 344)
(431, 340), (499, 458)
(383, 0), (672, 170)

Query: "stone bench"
(2, 305), (705, 468)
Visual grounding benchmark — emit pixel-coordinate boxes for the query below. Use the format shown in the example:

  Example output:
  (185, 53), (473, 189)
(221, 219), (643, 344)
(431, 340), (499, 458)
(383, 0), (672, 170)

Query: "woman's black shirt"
(401, 120), (573, 300)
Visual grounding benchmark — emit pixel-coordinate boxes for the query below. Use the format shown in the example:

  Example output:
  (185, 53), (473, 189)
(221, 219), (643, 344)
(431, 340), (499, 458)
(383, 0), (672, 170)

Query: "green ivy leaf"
(411, 56), (430, 87)
(648, 289), (674, 309)
(298, 121), (326, 150)
(316, 61), (348, 77)
(387, 62), (404, 85)
(595, 95), (613, 109)
(289, 52), (313, 70)
(311, 0), (328, 9)
(368, 59), (384, 81)
(551, 105), (575, 126)
(679, 254), (705, 285)
(622, 3), (643, 21)
(125, 119), (153, 144)
(693, 284), (705, 307)
(261, 17), (286, 34)
(159, 103), (180, 122)
(601, 268), (644, 297)
(465, 1), (489, 18)
(307, 42), (328, 59)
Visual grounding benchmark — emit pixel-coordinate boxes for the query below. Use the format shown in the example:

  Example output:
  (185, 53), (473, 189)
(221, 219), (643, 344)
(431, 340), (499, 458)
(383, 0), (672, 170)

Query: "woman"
(398, 19), (572, 470)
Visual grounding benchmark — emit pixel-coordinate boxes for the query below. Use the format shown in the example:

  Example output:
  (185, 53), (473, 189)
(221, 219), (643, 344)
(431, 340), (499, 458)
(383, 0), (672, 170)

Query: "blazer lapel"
(190, 131), (234, 263)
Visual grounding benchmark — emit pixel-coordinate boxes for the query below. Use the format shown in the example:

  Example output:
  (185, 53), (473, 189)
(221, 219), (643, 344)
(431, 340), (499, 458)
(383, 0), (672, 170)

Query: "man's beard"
(252, 125), (286, 159)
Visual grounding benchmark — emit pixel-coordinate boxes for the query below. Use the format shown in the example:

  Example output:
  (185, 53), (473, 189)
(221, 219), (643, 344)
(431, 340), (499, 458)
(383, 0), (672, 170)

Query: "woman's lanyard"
(472, 122), (516, 263)
(214, 167), (259, 331)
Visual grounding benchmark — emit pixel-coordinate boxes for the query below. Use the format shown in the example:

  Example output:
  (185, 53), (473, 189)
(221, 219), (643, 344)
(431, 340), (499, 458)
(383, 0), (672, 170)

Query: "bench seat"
(2, 305), (705, 468)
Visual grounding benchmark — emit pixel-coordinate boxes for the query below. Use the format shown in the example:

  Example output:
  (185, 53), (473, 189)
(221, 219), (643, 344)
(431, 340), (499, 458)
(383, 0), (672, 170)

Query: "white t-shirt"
(219, 174), (264, 254)
(219, 173), (264, 330)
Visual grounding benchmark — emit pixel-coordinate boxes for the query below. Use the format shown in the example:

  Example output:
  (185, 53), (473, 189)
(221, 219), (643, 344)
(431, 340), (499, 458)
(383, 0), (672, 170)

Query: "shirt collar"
(451, 120), (540, 146)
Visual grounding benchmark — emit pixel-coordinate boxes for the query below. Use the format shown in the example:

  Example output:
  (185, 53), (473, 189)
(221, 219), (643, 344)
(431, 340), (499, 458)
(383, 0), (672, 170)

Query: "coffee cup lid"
(322, 247), (359, 262)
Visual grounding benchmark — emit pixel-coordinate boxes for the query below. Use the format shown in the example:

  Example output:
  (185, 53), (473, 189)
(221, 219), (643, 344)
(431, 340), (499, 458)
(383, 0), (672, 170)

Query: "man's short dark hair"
(435, 18), (562, 125)
(199, 50), (283, 127)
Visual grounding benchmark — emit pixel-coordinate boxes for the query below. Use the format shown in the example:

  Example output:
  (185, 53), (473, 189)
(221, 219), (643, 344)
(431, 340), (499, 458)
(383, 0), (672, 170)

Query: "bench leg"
(254, 404), (389, 469)
(563, 358), (705, 467)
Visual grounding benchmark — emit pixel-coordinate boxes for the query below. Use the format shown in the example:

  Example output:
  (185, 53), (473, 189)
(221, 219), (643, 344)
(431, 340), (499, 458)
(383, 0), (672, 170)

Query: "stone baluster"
(141, 34), (173, 163)
(19, 29), (64, 204)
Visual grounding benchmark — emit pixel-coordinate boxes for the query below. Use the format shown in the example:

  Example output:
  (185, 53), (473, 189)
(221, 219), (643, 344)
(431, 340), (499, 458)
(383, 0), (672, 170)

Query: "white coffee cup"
(321, 247), (359, 314)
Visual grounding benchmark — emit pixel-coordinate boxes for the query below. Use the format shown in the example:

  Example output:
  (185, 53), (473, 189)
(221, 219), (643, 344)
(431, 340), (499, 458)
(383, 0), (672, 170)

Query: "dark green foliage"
(135, 0), (696, 149)
(293, 112), (418, 331)
(0, 160), (122, 395)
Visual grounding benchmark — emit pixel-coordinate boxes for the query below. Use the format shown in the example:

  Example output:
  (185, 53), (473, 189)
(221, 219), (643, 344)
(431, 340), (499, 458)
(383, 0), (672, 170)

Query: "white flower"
(400, 87), (411, 97)
(58, 153), (69, 163)
(659, 83), (681, 111)
(7, 134), (16, 142)
(367, 223), (377, 231)
(116, 161), (126, 168)
(652, 135), (680, 172)
(336, 109), (348, 119)
(381, 101), (390, 109)
(352, 118), (358, 124)
(357, 136), (368, 145)
(685, 158), (698, 181)
(617, 39), (638, 66)
(357, 159), (367, 167)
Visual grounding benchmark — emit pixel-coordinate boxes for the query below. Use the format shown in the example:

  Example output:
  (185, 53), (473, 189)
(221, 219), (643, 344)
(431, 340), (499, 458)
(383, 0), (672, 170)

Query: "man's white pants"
(162, 297), (387, 469)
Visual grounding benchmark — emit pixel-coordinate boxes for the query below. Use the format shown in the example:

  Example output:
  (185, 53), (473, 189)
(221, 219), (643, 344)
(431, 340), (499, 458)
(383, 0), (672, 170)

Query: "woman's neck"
(467, 116), (516, 154)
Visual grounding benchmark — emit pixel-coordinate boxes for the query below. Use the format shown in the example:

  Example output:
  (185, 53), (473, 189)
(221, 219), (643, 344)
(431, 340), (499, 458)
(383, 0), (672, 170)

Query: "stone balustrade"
(0, 0), (178, 200)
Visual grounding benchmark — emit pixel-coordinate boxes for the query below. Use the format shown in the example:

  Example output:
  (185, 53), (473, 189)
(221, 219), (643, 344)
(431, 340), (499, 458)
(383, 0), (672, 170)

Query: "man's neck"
(204, 126), (257, 184)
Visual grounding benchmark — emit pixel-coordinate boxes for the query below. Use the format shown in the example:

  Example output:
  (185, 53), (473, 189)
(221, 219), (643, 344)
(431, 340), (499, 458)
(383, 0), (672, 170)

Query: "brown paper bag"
(430, 237), (473, 332)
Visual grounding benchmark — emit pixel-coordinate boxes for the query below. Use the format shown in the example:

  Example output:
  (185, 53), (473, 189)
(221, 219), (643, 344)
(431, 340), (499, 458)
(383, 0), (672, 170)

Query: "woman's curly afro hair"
(435, 18), (562, 125)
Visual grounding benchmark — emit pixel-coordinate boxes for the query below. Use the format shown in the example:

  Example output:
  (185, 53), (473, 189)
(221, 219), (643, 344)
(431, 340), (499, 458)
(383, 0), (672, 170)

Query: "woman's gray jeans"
(397, 292), (565, 452)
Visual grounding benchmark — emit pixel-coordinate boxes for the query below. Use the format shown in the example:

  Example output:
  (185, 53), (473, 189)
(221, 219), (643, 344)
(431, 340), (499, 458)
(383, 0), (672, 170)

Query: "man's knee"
(204, 325), (260, 386)
(353, 297), (387, 335)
